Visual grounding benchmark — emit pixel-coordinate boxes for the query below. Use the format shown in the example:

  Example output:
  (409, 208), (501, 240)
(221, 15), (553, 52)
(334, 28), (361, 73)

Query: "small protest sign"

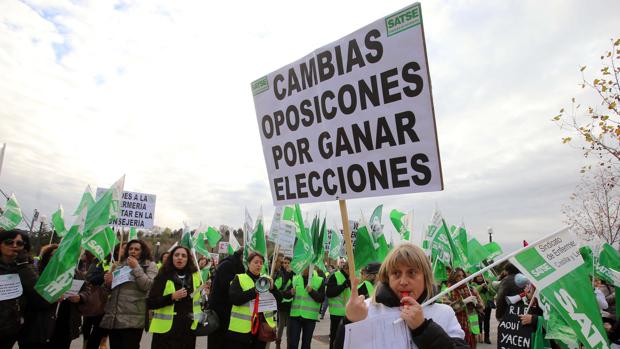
(497, 302), (533, 349)
(96, 189), (156, 228)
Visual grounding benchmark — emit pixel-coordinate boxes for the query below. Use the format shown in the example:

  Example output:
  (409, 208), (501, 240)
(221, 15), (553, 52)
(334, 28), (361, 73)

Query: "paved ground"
(53, 310), (499, 349)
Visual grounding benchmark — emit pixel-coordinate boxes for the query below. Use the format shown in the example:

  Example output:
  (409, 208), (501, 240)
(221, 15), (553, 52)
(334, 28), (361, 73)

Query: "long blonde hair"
(376, 243), (434, 303)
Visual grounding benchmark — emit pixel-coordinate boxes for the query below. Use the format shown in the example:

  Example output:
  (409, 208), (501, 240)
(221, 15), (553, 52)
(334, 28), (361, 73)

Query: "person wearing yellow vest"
(288, 266), (325, 349)
(274, 256), (295, 349)
(357, 262), (380, 299)
(227, 252), (280, 349)
(147, 246), (204, 349)
(325, 260), (350, 349)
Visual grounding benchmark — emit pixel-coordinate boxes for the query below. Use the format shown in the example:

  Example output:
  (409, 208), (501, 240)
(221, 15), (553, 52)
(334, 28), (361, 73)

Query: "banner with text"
(96, 188), (156, 228)
(252, 2), (443, 205)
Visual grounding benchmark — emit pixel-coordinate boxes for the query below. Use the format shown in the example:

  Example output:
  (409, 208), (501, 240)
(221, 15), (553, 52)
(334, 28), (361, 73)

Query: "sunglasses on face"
(2, 239), (25, 247)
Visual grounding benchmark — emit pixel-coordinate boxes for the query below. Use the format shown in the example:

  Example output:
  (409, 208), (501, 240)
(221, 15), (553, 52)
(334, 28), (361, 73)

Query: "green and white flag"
(389, 209), (411, 241)
(328, 228), (343, 259)
(73, 185), (95, 216)
(510, 228), (609, 349)
(81, 176), (124, 260)
(0, 194), (23, 230)
(128, 227), (138, 241)
(311, 217), (328, 272)
(369, 205), (390, 262)
(180, 223), (194, 251)
(193, 229), (210, 257)
(228, 232), (241, 254)
(248, 212), (268, 272)
(51, 205), (67, 237)
(424, 210), (465, 268)
(35, 207), (86, 302)
(354, 211), (379, 272)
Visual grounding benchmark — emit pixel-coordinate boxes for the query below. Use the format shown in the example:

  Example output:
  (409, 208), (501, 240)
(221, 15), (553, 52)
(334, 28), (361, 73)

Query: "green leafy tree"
(554, 38), (620, 170)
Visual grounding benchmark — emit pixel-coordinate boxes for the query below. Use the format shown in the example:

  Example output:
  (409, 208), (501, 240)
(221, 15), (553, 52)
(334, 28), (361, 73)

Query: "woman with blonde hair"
(335, 243), (468, 348)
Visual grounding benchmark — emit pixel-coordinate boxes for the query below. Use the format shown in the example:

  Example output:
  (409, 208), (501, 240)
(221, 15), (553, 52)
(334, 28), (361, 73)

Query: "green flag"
(51, 205), (67, 237)
(483, 241), (503, 260)
(128, 227), (138, 241)
(539, 294), (579, 347)
(193, 230), (210, 257)
(83, 176), (125, 239)
(206, 226), (222, 248)
(73, 185), (95, 216)
(389, 209), (411, 241)
(291, 204), (313, 274)
(425, 211), (465, 269)
(467, 237), (489, 267)
(369, 205), (389, 262)
(0, 194), (23, 230)
(83, 226), (118, 261)
(81, 176), (124, 259)
(511, 228), (608, 349)
(248, 214), (268, 273)
(328, 228), (343, 259)
(353, 212), (379, 272)
(180, 228), (194, 251)
(312, 217), (327, 272)
(35, 208), (85, 302)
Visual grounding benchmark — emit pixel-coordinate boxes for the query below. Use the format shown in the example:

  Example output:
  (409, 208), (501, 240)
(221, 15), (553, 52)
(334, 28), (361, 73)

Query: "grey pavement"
(55, 309), (498, 349)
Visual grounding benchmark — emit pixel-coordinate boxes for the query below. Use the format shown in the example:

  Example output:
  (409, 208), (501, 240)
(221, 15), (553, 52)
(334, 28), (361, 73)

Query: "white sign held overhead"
(96, 189), (156, 229)
(218, 241), (230, 254)
(252, 3), (442, 205)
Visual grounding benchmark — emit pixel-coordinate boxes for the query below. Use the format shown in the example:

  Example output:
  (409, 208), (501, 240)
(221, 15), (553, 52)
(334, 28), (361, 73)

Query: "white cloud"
(0, 0), (619, 253)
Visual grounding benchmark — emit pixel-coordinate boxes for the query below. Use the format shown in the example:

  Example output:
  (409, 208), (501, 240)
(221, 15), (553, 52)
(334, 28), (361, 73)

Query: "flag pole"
(339, 200), (356, 279)
(421, 227), (570, 306)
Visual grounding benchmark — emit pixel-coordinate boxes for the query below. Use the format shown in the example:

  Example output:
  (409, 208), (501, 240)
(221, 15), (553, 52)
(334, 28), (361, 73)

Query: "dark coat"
(18, 271), (84, 345)
(495, 274), (524, 321)
(334, 282), (470, 349)
(0, 253), (38, 338)
(207, 250), (245, 330)
(274, 267), (295, 312)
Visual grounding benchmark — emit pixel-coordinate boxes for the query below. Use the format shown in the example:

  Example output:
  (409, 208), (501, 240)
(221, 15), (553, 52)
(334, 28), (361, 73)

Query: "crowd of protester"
(2, 226), (618, 349)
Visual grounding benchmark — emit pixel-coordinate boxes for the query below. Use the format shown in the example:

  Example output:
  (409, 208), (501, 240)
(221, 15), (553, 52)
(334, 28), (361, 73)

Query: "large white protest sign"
(96, 188), (156, 228)
(252, 3), (442, 205)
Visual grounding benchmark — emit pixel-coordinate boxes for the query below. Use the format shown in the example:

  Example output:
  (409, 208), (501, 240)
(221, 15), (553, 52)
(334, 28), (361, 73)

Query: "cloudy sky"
(1, 0), (618, 252)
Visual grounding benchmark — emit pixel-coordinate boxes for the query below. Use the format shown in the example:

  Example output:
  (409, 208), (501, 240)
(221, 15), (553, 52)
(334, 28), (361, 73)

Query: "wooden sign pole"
(338, 199), (356, 279)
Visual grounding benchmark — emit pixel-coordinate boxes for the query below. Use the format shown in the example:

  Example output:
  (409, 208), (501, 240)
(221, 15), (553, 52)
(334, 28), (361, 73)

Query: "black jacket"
(495, 274), (524, 320)
(0, 253), (38, 338)
(334, 282), (470, 349)
(274, 267), (295, 312)
(207, 250), (245, 330)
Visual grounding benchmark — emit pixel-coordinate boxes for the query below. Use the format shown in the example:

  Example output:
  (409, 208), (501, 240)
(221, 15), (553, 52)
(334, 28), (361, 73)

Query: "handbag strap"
(251, 293), (260, 335)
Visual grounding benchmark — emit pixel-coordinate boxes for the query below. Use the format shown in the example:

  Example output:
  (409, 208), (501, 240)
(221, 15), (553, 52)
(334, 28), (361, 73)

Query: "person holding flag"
(147, 245), (203, 349)
(0, 229), (38, 349)
(326, 258), (351, 349)
(100, 239), (157, 349)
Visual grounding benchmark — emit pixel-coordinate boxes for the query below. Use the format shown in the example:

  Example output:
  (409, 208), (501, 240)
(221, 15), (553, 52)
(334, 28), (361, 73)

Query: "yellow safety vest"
(228, 274), (277, 333)
(328, 271), (350, 316)
(149, 272), (202, 333)
(290, 274), (324, 320)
